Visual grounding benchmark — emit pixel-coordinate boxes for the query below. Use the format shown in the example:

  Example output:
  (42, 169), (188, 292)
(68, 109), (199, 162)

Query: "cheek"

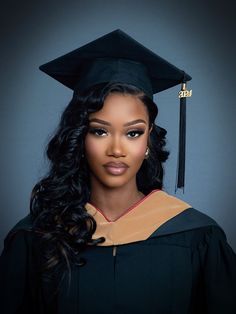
(129, 141), (147, 159)
(84, 136), (103, 160)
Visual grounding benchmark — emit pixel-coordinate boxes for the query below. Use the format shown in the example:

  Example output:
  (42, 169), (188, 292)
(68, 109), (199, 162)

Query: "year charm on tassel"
(178, 83), (192, 98)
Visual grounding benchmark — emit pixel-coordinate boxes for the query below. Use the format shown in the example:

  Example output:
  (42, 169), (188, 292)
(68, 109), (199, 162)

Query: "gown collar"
(85, 190), (191, 246)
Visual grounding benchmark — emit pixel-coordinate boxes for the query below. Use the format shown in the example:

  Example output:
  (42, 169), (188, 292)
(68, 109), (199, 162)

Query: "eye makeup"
(88, 127), (108, 136)
(88, 127), (145, 138)
(127, 129), (145, 138)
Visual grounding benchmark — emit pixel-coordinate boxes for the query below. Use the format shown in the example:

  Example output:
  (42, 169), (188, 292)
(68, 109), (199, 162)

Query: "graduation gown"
(1, 189), (236, 313)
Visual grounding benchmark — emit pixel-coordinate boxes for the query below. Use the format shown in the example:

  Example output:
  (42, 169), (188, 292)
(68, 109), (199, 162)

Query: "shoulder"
(2, 214), (35, 252)
(150, 190), (225, 240)
(9, 213), (34, 232)
(150, 207), (230, 253)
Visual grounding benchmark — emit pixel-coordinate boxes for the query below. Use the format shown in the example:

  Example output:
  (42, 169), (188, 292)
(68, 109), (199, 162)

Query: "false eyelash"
(88, 128), (145, 138)
(88, 128), (107, 136)
(127, 130), (145, 138)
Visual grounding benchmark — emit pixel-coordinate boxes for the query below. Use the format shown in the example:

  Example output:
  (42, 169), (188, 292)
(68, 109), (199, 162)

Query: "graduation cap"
(39, 29), (192, 191)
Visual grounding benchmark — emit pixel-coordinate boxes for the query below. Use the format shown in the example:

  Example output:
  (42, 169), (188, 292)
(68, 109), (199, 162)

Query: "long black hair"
(30, 82), (169, 278)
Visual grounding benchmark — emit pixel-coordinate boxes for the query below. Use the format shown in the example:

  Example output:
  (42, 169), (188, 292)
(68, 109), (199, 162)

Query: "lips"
(103, 162), (129, 168)
(103, 162), (129, 175)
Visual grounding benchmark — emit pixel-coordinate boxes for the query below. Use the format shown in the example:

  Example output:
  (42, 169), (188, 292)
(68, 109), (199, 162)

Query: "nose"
(107, 135), (126, 157)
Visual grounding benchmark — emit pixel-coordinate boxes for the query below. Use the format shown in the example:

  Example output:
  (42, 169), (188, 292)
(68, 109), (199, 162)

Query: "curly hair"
(29, 82), (169, 282)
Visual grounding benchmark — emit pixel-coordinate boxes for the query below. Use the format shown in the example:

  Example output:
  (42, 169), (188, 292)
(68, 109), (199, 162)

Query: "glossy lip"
(103, 161), (129, 168)
(103, 162), (129, 175)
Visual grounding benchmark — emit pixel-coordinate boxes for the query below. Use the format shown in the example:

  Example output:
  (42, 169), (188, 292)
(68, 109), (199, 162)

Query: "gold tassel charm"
(178, 83), (192, 98)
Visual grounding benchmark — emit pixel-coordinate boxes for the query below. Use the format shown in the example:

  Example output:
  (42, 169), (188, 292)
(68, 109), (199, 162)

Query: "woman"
(0, 30), (236, 314)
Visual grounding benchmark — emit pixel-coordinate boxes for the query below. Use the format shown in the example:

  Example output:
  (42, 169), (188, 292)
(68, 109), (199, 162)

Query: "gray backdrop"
(1, 0), (236, 252)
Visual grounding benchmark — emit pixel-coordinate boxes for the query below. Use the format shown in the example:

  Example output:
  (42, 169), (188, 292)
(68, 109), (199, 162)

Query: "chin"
(100, 179), (131, 189)
(94, 173), (136, 189)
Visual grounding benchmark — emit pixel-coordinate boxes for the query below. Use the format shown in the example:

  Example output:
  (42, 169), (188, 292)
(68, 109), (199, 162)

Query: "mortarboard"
(39, 29), (192, 191)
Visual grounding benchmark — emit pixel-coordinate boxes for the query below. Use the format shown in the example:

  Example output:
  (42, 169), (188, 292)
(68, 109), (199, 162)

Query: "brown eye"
(89, 128), (107, 136)
(127, 130), (144, 138)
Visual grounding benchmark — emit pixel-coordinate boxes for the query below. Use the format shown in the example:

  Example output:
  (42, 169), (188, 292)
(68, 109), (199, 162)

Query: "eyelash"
(88, 128), (145, 138)
(88, 128), (107, 136)
(127, 130), (144, 138)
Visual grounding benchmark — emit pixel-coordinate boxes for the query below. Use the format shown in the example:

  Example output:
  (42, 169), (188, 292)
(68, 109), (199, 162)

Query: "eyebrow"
(89, 118), (147, 127)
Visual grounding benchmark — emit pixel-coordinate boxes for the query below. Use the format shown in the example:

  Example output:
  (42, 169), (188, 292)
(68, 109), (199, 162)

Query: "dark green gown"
(1, 191), (236, 313)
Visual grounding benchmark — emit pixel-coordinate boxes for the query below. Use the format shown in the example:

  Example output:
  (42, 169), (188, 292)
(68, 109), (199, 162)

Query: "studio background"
(0, 0), (235, 252)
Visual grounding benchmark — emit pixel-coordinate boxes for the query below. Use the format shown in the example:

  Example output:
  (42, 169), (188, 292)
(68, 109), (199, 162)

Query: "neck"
(89, 180), (144, 221)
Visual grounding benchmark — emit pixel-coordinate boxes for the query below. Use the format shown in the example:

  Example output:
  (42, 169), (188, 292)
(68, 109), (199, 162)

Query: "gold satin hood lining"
(85, 190), (191, 246)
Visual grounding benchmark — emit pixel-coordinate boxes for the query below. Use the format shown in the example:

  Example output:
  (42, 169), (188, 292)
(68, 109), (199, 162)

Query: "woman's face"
(84, 93), (152, 190)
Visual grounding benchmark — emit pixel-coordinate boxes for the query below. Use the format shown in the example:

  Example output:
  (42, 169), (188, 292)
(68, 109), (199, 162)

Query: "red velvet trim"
(87, 189), (161, 222)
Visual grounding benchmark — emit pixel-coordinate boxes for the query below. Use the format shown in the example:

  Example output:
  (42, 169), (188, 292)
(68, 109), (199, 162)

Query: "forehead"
(89, 93), (149, 121)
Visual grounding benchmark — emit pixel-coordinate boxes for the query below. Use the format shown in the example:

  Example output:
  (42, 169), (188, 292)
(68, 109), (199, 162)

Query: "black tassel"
(176, 74), (192, 192)
(176, 94), (186, 191)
